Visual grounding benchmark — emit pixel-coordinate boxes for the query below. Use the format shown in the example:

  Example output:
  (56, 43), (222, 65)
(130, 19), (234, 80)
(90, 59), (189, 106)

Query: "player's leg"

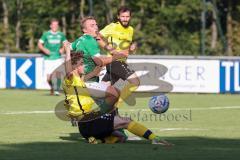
(47, 73), (54, 95)
(121, 63), (140, 101)
(44, 60), (54, 95)
(85, 81), (118, 98)
(105, 85), (119, 105)
(52, 58), (64, 95)
(103, 62), (133, 138)
(113, 115), (173, 146)
(126, 72), (140, 89)
(117, 71), (140, 105)
(54, 71), (62, 95)
(44, 59), (64, 96)
(106, 61), (139, 106)
(85, 82), (120, 113)
(100, 85), (119, 113)
(50, 71), (61, 96)
(104, 130), (127, 143)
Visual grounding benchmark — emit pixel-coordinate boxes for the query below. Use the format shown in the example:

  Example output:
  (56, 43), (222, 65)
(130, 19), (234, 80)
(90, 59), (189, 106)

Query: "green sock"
(99, 100), (113, 114)
(57, 78), (61, 91)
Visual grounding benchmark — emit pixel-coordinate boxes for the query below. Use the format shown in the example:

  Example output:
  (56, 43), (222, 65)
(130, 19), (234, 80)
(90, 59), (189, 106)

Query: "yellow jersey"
(100, 22), (134, 61)
(62, 74), (97, 118)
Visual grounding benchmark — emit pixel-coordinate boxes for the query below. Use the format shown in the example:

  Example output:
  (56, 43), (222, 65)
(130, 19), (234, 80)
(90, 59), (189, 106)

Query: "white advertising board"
(127, 59), (219, 93)
(0, 57), (6, 88)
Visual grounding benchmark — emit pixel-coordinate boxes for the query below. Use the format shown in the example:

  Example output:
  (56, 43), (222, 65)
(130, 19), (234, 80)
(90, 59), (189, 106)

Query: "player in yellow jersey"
(96, 6), (139, 140)
(97, 6), (139, 105)
(62, 50), (110, 120)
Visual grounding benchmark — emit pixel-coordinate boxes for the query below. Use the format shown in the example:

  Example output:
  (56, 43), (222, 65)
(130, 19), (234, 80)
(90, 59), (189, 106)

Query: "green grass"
(0, 89), (240, 160)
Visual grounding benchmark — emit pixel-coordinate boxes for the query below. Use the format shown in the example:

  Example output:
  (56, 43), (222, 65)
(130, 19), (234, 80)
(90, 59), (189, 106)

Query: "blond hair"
(80, 16), (96, 31)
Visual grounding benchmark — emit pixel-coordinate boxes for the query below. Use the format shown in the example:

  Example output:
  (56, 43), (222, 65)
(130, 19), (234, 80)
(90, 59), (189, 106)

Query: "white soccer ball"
(148, 94), (170, 114)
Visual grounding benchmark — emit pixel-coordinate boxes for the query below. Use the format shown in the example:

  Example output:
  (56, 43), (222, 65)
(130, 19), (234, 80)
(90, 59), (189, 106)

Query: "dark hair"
(117, 6), (131, 16)
(70, 51), (84, 65)
(80, 16), (96, 30)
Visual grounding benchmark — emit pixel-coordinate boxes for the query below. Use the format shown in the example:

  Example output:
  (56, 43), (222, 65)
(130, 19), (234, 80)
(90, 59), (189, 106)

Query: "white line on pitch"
(0, 110), (55, 115)
(127, 128), (209, 140)
(121, 106), (240, 112)
(149, 127), (209, 131)
(0, 106), (240, 115)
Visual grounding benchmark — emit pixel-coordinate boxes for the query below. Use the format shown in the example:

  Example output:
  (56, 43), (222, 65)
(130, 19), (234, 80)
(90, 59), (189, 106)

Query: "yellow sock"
(127, 121), (156, 140)
(104, 135), (120, 144)
(116, 83), (138, 107)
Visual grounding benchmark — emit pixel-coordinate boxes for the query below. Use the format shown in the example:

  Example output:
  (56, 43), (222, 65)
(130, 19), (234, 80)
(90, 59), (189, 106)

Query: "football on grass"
(148, 94), (169, 114)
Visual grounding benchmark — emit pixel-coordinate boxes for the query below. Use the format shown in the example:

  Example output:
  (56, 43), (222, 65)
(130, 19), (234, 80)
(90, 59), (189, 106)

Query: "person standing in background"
(38, 18), (67, 95)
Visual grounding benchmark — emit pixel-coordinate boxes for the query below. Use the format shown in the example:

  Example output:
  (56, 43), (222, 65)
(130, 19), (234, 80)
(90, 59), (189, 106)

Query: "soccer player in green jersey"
(38, 18), (67, 95)
(64, 16), (128, 120)
(69, 16), (127, 99)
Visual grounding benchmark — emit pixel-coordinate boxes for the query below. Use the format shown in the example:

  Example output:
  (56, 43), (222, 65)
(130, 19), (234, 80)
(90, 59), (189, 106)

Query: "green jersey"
(71, 34), (100, 82)
(39, 30), (67, 60)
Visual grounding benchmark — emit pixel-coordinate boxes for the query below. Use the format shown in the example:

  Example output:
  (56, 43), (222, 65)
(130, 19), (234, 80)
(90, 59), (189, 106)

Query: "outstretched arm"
(63, 42), (73, 77)
(92, 53), (128, 67)
(83, 66), (102, 81)
(96, 33), (136, 55)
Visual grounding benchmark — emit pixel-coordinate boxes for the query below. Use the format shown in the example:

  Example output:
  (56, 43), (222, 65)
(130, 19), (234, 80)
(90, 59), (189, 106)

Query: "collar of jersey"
(50, 30), (59, 34)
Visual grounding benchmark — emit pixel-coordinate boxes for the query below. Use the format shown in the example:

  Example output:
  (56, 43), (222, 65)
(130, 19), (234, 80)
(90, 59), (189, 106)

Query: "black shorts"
(78, 113), (115, 140)
(102, 61), (135, 84)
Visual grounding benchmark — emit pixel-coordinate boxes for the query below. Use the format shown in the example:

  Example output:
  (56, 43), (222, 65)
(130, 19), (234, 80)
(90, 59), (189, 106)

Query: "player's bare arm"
(83, 66), (102, 81)
(38, 41), (50, 55)
(64, 42), (100, 81)
(64, 42), (73, 77)
(96, 33), (130, 55)
(129, 42), (137, 53)
(59, 46), (65, 55)
(92, 53), (128, 67)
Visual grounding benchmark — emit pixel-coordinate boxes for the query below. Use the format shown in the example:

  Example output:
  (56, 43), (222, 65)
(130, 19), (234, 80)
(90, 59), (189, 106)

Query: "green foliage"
(0, 0), (240, 55)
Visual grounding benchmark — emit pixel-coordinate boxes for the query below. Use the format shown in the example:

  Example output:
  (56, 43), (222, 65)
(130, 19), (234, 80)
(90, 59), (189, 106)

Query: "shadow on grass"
(59, 133), (85, 142)
(1, 136), (240, 160)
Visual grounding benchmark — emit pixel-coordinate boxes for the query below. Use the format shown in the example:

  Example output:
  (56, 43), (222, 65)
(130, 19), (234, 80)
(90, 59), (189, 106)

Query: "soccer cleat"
(54, 91), (60, 96)
(118, 129), (128, 140)
(88, 137), (102, 144)
(152, 136), (174, 146)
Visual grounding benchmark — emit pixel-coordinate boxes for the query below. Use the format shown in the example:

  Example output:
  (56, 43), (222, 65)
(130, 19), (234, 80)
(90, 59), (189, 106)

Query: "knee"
(121, 118), (132, 129)
(114, 116), (132, 129)
(123, 118), (132, 128)
(133, 77), (140, 87)
(106, 86), (119, 99)
(128, 77), (140, 87)
(47, 74), (52, 81)
(55, 71), (61, 78)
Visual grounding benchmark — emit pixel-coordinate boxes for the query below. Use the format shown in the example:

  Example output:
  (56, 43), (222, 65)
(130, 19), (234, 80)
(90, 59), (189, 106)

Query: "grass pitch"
(0, 89), (240, 160)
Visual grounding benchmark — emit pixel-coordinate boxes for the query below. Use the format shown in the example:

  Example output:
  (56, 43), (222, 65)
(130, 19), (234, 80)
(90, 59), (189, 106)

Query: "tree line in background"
(0, 0), (240, 56)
